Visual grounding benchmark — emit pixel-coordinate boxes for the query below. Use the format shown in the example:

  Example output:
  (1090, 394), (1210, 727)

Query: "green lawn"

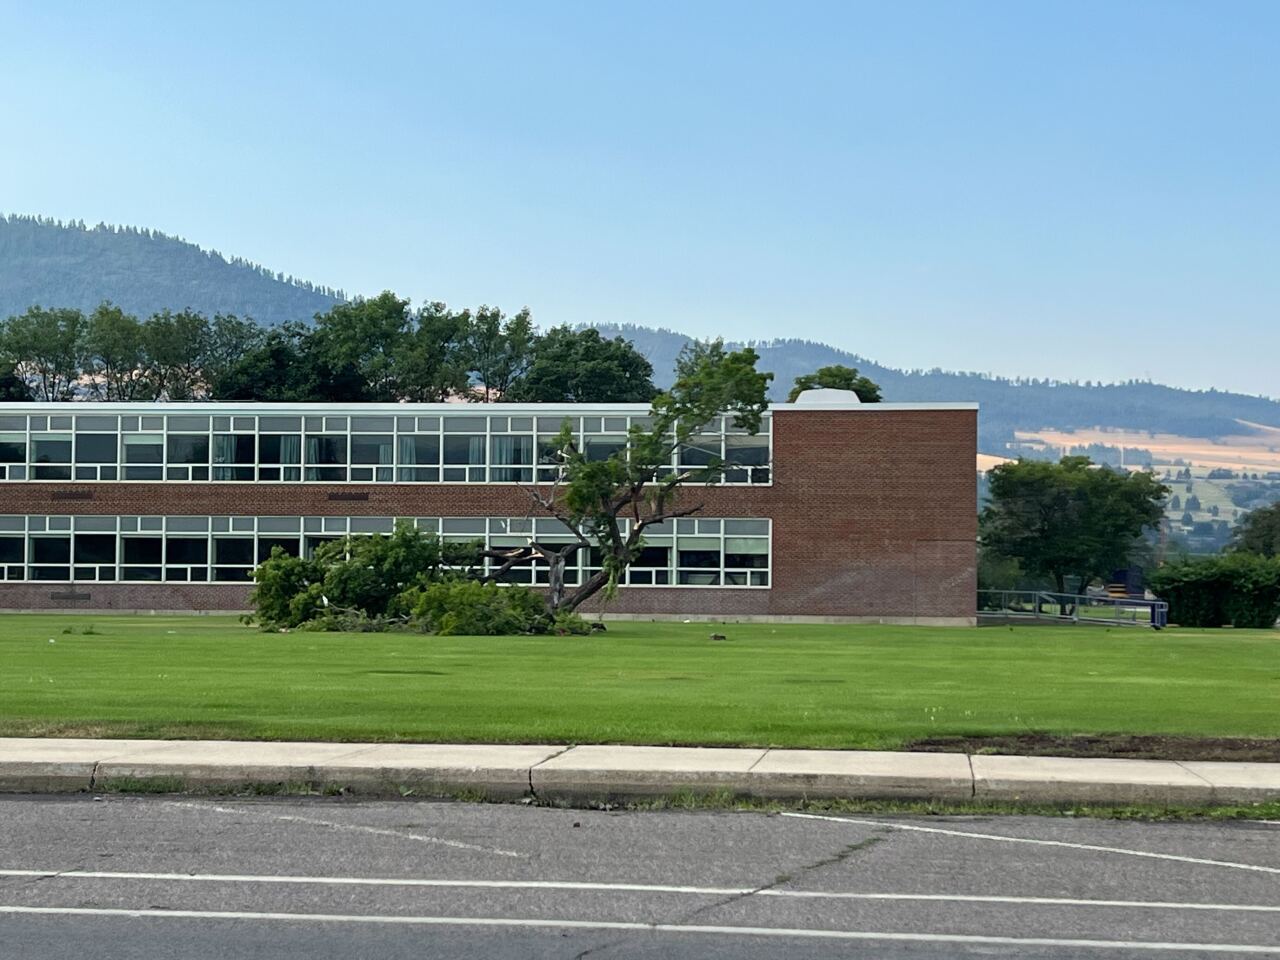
(0, 615), (1276, 749)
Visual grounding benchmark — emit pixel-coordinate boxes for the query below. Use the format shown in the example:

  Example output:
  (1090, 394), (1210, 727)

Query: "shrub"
(247, 548), (324, 629)
(402, 579), (549, 635)
(1149, 554), (1280, 628)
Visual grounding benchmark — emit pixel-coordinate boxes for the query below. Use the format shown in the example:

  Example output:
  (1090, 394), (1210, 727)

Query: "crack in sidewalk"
(526, 745), (575, 802)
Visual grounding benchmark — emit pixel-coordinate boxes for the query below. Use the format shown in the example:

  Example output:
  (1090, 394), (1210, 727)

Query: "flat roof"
(0, 401), (978, 413)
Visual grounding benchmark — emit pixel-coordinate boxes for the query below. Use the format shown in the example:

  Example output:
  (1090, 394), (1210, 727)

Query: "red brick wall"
(0, 408), (976, 620)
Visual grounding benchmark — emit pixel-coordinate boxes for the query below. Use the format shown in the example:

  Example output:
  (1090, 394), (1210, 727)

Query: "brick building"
(0, 398), (977, 623)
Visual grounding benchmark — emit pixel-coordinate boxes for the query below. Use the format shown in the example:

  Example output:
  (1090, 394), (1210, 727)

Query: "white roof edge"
(0, 400), (978, 413)
(772, 402), (979, 411)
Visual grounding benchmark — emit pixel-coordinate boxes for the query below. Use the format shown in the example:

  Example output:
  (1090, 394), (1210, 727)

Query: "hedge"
(1149, 554), (1280, 628)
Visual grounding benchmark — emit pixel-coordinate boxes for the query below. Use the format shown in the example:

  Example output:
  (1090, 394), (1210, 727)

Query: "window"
(490, 435), (533, 482)
(443, 435), (485, 482)
(166, 537), (208, 565)
(0, 434), (25, 463)
(74, 534), (116, 564)
(350, 434), (393, 482)
(122, 434), (163, 480)
(167, 434), (209, 481)
(725, 435), (770, 483)
(33, 435), (72, 480)
(257, 537), (300, 563)
(167, 435), (209, 464)
(213, 434), (255, 481)
(397, 435), (439, 482)
(213, 537), (254, 581)
(305, 435), (347, 481)
(259, 434), (301, 481)
(585, 436), (626, 463)
(30, 536), (71, 580)
(0, 513), (769, 587)
(75, 434), (117, 464)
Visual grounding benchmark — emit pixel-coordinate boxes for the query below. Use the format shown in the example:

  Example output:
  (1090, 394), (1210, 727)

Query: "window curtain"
(398, 436), (418, 466)
(212, 434), (234, 465)
(305, 436), (320, 464)
(280, 434), (301, 464)
(467, 435), (485, 465)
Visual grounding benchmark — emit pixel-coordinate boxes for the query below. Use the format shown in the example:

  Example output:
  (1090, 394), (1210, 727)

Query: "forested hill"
(0, 215), (343, 325)
(5, 215), (1279, 455)
(590, 324), (1280, 453)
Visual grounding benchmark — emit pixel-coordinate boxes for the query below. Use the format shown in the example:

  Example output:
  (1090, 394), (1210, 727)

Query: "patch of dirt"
(907, 734), (1280, 763)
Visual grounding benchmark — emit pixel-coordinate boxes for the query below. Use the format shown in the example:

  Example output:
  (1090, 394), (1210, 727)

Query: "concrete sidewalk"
(1, 738), (1277, 807)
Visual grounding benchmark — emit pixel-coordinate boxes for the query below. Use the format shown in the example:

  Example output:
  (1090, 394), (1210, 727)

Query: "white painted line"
(0, 905), (1277, 953)
(781, 811), (1280, 875)
(161, 801), (523, 858)
(2, 868), (1279, 914)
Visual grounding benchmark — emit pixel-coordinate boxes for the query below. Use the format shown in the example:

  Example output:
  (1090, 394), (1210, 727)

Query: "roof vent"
(790, 388), (862, 404)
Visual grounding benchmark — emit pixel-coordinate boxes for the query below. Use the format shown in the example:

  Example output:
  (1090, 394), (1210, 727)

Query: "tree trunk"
(545, 551), (567, 615)
(558, 569), (613, 616)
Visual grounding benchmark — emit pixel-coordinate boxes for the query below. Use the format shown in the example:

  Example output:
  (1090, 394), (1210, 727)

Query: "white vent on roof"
(790, 388), (862, 404)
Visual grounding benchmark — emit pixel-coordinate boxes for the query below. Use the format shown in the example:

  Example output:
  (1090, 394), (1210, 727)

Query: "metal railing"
(978, 590), (1168, 628)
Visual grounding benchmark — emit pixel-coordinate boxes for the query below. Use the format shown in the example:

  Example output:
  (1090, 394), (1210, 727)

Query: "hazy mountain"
(0, 215), (343, 325)
(588, 324), (1280, 454)
(5, 214), (1279, 456)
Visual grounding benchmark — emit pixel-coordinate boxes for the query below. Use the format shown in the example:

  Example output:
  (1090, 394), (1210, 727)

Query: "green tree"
(202, 314), (266, 395)
(1234, 502), (1280, 558)
(0, 363), (29, 400)
(462, 305), (535, 401)
(209, 324), (306, 401)
(980, 456), (1168, 594)
(143, 309), (211, 399)
(311, 291), (411, 402)
(83, 302), (146, 400)
(485, 340), (772, 614)
(505, 326), (658, 403)
(393, 302), (471, 402)
(0, 306), (86, 400)
(787, 364), (882, 403)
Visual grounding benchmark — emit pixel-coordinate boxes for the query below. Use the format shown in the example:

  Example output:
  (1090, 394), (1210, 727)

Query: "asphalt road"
(0, 796), (1277, 958)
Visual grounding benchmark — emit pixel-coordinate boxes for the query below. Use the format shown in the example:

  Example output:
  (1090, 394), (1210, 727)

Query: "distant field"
(1, 615), (1276, 749)
(1014, 423), (1280, 474)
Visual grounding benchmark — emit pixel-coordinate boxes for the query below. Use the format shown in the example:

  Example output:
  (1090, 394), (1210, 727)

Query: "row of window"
(0, 515), (771, 588)
(0, 412), (772, 485)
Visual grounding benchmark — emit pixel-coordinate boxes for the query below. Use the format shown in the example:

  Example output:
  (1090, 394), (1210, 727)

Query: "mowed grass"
(1, 615), (1277, 749)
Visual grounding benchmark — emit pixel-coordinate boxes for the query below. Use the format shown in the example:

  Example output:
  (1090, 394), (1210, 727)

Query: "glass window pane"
(166, 538), (208, 565)
(123, 538), (163, 564)
(585, 437), (626, 462)
(351, 435), (393, 465)
(33, 437), (72, 463)
(167, 416), (210, 431)
(213, 539), (254, 565)
(75, 534), (116, 564)
(260, 434), (301, 464)
(124, 435), (163, 463)
(306, 435), (347, 464)
(167, 435), (209, 464)
(443, 435), (486, 465)
(32, 537), (71, 564)
(259, 416), (301, 431)
(75, 434), (118, 464)
(398, 435), (439, 466)
(0, 537), (24, 563)
(0, 435), (25, 463)
(257, 537), (299, 562)
(213, 434), (255, 463)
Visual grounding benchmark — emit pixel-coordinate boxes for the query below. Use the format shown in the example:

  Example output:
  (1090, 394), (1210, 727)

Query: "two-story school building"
(0, 395), (978, 623)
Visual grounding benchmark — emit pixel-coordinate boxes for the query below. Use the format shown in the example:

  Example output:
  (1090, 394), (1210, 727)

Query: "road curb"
(1, 738), (1277, 807)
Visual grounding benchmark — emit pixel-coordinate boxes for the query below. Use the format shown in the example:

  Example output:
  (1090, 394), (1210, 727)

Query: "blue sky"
(3, 1), (1277, 396)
